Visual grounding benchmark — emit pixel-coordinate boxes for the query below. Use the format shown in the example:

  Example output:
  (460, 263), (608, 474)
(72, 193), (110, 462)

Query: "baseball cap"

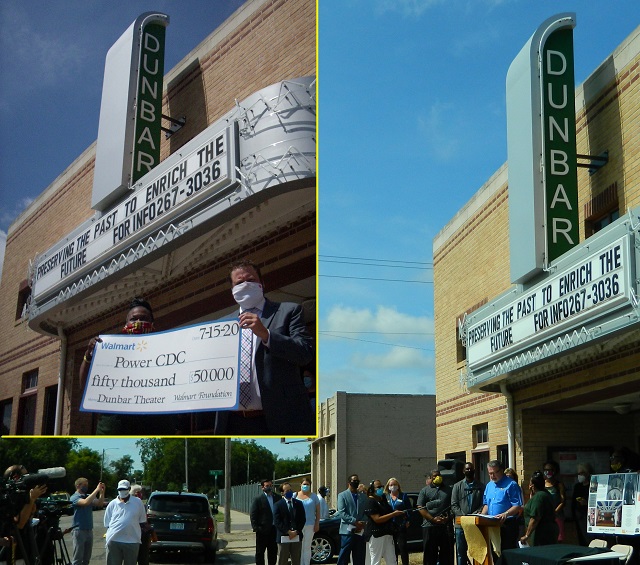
(117, 479), (131, 490)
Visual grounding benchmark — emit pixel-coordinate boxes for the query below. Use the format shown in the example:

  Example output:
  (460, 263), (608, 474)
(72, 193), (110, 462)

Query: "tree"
(275, 452), (311, 479)
(137, 438), (226, 491)
(0, 438), (78, 492)
(110, 454), (135, 480)
(230, 440), (277, 485)
(66, 447), (106, 492)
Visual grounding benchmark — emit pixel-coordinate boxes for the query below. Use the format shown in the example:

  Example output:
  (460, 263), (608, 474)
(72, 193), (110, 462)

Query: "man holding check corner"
(211, 259), (314, 435)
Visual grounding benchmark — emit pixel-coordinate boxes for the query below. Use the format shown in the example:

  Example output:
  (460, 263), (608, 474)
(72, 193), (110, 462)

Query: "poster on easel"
(587, 473), (640, 536)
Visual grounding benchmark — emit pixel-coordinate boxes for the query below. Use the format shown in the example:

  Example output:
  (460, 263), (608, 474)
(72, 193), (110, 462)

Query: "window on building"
(0, 399), (12, 435)
(473, 423), (488, 446)
(22, 369), (38, 392)
(497, 444), (509, 469)
(17, 394), (37, 435)
(42, 385), (58, 435)
(15, 280), (31, 321)
(473, 450), (489, 485)
(456, 326), (466, 363)
(446, 451), (466, 463)
(590, 209), (620, 234)
(584, 182), (619, 237)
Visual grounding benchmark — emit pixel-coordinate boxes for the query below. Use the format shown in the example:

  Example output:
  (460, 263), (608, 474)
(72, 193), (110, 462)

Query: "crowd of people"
(245, 451), (638, 565)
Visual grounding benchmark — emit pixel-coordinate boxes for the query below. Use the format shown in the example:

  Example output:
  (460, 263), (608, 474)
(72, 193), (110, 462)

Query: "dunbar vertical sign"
(506, 13), (577, 284)
(132, 21), (166, 185)
(92, 13), (169, 212)
(543, 27), (578, 263)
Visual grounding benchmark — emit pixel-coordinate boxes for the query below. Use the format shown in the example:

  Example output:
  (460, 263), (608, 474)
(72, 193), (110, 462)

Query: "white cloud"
(418, 101), (460, 161)
(0, 3), (90, 98)
(325, 304), (433, 340)
(374, 0), (444, 18)
(354, 346), (433, 370)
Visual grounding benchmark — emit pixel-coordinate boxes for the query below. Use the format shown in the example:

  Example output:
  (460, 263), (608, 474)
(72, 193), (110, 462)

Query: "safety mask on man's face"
(432, 476), (443, 486)
(232, 281), (264, 309)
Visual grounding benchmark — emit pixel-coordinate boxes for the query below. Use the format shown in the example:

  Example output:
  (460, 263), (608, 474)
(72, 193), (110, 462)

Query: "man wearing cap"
(104, 479), (148, 565)
(70, 477), (105, 565)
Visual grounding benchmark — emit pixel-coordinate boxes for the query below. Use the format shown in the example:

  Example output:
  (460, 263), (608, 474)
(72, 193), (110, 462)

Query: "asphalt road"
(45, 507), (257, 564)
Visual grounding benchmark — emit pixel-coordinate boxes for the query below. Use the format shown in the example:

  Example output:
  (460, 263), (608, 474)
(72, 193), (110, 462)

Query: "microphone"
(37, 467), (66, 479)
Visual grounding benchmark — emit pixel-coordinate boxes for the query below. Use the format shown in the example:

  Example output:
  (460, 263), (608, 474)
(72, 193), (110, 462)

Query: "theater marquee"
(33, 125), (236, 301)
(461, 209), (640, 389)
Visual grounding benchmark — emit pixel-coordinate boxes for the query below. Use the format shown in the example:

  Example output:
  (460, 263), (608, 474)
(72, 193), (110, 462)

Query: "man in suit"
(335, 473), (367, 565)
(213, 259), (314, 435)
(273, 482), (306, 565)
(250, 479), (282, 565)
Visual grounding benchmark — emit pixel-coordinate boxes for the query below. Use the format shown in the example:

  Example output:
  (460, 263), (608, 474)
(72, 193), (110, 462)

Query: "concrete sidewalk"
(216, 506), (255, 558)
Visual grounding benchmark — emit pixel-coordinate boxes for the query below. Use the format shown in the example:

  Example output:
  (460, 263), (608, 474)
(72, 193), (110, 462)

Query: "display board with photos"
(588, 473), (639, 535)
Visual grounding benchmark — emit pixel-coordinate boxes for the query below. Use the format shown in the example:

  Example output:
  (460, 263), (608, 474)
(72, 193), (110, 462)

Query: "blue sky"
(0, 2), (639, 459)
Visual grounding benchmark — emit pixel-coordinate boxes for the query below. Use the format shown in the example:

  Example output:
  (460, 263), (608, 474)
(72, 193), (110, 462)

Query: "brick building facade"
(433, 23), (640, 487)
(0, 0), (315, 435)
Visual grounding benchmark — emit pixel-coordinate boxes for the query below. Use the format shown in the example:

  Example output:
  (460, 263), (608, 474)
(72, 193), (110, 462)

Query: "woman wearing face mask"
(295, 478), (320, 565)
(364, 480), (405, 565)
(80, 297), (183, 435)
(571, 463), (592, 546)
(543, 460), (566, 542)
(520, 471), (559, 547)
(384, 478), (411, 565)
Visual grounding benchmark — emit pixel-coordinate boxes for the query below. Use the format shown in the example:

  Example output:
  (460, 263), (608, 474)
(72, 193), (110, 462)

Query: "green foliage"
(110, 454), (135, 480)
(275, 452), (311, 479)
(0, 438), (78, 493)
(66, 447), (107, 492)
(230, 440), (276, 485)
(137, 438), (226, 491)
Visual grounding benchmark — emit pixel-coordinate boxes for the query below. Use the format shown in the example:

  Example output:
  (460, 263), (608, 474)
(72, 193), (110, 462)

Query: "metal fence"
(219, 482), (262, 514)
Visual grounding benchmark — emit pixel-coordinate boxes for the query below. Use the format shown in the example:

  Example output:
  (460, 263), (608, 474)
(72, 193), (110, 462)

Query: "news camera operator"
(1, 465), (48, 565)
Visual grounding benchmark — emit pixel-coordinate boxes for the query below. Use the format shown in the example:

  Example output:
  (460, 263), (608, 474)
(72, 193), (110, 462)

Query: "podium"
(456, 516), (502, 565)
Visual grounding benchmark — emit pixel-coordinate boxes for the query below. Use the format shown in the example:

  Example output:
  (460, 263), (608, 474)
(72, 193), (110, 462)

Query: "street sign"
(209, 470), (223, 476)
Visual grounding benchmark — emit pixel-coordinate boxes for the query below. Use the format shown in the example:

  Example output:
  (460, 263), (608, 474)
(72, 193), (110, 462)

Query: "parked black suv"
(146, 491), (218, 562)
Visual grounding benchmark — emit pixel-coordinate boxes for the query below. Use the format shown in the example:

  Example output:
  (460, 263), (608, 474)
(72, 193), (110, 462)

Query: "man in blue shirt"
(481, 460), (522, 563)
(70, 477), (105, 565)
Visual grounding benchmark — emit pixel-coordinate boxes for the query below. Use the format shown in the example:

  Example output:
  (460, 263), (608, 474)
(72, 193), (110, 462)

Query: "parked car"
(146, 491), (218, 562)
(310, 493), (424, 564)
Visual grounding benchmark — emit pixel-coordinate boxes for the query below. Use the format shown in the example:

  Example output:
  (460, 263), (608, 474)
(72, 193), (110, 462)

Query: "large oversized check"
(80, 320), (241, 414)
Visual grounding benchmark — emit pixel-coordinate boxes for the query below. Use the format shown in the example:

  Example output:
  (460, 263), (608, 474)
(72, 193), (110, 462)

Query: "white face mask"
(389, 485), (398, 493)
(577, 474), (586, 484)
(232, 281), (264, 309)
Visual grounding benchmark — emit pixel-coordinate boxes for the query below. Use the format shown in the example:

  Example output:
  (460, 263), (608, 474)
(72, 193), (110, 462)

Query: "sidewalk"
(216, 506), (255, 556)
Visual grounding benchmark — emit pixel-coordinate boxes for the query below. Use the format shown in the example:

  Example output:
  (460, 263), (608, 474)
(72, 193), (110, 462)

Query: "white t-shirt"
(104, 496), (146, 545)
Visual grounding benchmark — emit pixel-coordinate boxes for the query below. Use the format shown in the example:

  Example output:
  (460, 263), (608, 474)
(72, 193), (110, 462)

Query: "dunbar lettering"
(132, 22), (166, 182)
(543, 27), (578, 263)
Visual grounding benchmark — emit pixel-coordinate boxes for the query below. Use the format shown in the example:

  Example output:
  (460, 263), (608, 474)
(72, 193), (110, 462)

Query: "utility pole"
(224, 438), (231, 534)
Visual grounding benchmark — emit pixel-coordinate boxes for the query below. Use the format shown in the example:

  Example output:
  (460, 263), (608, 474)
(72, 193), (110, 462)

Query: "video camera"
(0, 467), (66, 523)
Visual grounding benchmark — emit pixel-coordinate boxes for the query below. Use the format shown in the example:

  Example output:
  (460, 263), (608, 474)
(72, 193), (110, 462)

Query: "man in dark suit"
(213, 259), (314, 435)
(250, 479), (281, 565)
(335, 473), (367, 565)
(273, 482), (306, 565)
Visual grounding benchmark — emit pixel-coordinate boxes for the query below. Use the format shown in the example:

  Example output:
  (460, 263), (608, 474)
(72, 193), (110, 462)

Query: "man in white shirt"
(104, 479), (147, 565)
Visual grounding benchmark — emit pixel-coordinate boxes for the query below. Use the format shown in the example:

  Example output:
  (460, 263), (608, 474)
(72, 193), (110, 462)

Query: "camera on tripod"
(0, 467), (68, 565)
